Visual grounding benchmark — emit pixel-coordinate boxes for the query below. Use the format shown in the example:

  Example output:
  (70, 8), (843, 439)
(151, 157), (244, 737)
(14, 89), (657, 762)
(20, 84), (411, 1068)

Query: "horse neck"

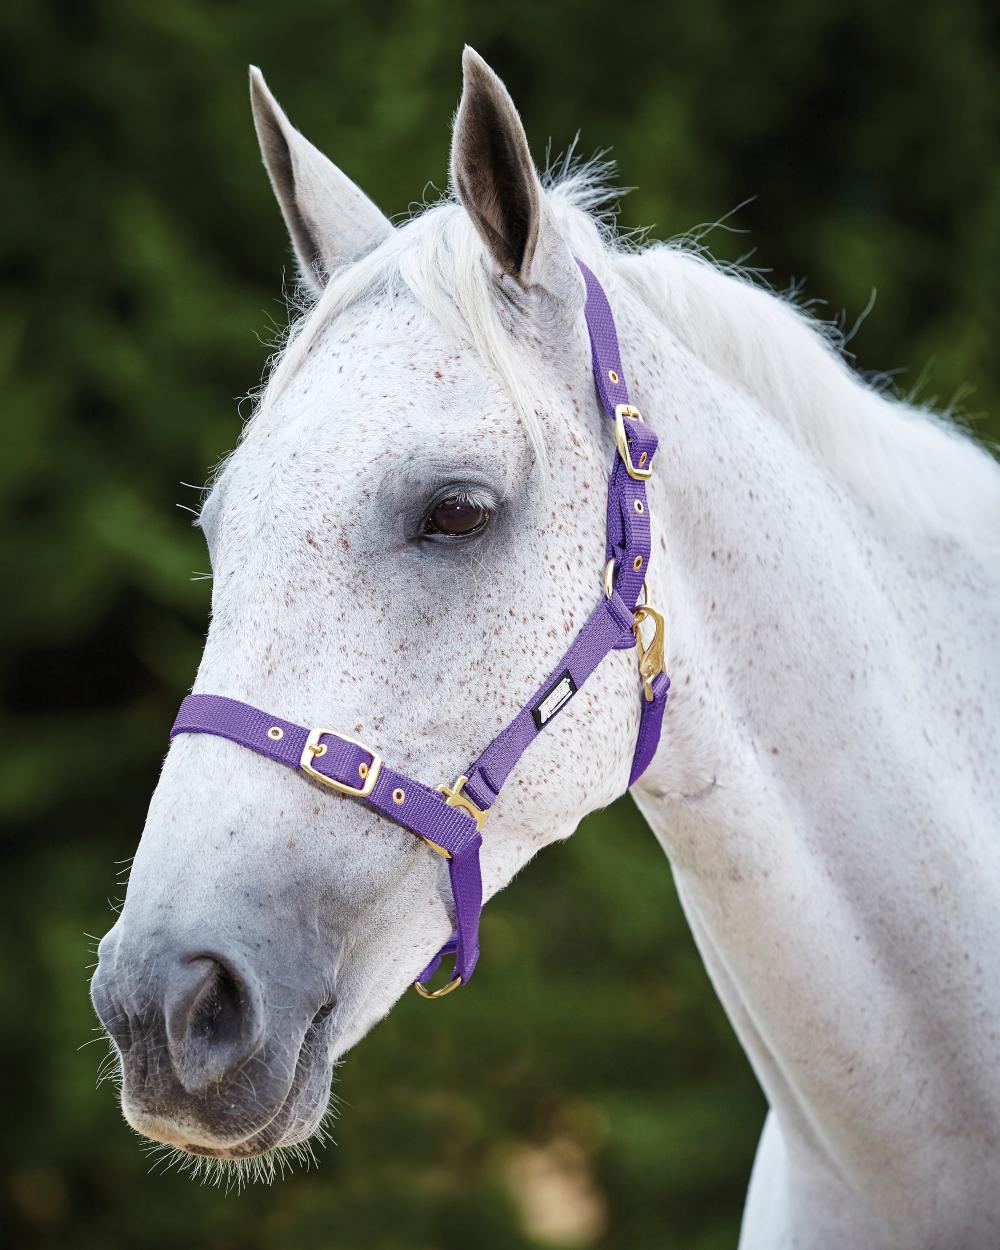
(611, 257), (1000, 1213)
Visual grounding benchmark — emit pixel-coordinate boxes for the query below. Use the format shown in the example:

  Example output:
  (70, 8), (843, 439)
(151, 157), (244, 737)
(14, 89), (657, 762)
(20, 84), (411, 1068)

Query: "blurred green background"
(2, 1), (997, 1248)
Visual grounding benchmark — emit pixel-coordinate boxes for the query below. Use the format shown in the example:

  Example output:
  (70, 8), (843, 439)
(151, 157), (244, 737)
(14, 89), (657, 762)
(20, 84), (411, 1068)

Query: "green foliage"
(1, 2), (996, 1248)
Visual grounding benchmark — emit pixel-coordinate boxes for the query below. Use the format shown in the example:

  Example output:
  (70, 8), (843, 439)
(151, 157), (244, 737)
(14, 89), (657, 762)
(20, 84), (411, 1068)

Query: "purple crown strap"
(576, 260), (658, 609)
(576, 259), (633, 419)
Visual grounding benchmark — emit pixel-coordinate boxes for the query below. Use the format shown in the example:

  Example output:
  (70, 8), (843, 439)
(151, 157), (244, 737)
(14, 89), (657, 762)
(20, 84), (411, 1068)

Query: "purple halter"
(170, 260), (669, 999)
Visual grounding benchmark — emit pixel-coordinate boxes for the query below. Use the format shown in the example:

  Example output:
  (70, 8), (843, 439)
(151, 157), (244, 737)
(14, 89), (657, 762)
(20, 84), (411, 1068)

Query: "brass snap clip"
(632, 604), (666, 702)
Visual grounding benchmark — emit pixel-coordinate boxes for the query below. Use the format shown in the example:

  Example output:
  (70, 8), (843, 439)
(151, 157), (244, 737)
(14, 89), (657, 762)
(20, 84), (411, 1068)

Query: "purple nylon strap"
(170, 693), (485, 985)
(170, 259), (669, 996)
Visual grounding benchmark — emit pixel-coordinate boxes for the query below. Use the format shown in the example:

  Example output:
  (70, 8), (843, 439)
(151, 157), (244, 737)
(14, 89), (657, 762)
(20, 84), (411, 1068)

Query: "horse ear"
(450, 48), (578, 299)
(249, 67), (391, 294)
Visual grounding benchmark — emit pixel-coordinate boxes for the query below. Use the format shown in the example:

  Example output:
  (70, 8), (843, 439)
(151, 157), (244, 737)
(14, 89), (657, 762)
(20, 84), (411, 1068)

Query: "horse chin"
(173, 1072), (330, 1161)
(178, 1100), (328, 1160)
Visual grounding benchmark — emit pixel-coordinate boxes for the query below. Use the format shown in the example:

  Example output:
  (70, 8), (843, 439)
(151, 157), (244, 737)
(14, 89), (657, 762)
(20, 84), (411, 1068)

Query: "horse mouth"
(124, 1002), (336, 1163)
(177, 1081), (322, 1159)
(176, 1083), (326, 1160)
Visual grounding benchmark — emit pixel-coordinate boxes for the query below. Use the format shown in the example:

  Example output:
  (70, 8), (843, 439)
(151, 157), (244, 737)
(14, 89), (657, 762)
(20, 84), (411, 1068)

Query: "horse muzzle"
(90, 924), (335, 1155)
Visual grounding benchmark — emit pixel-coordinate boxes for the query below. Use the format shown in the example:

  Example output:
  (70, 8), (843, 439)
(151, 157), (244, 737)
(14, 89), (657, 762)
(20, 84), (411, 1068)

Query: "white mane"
(256, 165), (999, 547)
(619, 241), (999, 548)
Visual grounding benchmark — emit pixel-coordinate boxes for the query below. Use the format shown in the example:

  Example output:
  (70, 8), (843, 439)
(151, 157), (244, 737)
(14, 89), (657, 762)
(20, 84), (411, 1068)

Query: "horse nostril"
(164, 954), (263, 1093)
(311, 999), (336, 1026)
(186, 959), (244, 1048)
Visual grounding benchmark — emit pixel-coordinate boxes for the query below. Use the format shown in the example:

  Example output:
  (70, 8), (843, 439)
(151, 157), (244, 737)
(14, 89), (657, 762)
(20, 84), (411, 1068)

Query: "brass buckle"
(632, 605), (666, 701)
(436, 775), (488, 831)
(414, 975), (463, 1000)
(300, 728), (382, 797)
(614, 404), (653, 481)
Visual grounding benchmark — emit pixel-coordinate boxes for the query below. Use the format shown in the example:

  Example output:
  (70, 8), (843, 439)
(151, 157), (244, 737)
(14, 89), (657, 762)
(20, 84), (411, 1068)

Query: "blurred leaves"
(1, 1), (997, 1248)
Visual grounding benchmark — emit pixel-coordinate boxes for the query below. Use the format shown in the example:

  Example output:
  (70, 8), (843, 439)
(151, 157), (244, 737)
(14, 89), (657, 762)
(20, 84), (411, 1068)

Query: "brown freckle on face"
(771, 746), (779, 755)
(287, 838), (297, 849)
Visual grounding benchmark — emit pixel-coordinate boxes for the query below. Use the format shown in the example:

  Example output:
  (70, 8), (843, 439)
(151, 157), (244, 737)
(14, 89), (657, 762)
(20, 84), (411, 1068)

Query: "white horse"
(91, 48), (1000, 1248)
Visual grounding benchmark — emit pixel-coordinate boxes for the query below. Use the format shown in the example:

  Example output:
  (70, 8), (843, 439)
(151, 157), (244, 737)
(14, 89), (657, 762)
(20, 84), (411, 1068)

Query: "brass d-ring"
(604, 557), (650, 605)
(414, 976), (462, 1000)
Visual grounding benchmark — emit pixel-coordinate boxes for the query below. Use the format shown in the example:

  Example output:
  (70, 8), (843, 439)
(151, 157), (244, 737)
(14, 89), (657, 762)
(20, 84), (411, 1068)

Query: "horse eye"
(423, 495), (491, 538)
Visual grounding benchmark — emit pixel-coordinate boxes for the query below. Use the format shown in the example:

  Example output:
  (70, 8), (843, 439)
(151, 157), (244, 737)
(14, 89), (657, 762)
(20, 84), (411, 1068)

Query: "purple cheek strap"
(170, 259), (669, 999)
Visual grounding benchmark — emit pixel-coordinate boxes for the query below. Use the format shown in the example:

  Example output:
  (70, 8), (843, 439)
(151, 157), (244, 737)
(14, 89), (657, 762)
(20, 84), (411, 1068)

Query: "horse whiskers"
(77, 1030), (112, 1052)
(136, 1119), (332, 1192)
(95, 1045), (122, 1091)
(134, 1061), (343, 1192)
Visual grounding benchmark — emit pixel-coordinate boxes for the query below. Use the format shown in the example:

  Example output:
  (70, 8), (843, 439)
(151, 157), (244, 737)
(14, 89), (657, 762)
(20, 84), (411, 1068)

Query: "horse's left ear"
(451, 48), (580, 302)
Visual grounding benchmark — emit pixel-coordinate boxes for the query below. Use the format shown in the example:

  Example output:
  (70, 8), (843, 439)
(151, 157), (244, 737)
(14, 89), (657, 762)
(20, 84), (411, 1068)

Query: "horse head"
(91, 48), (654, 1165)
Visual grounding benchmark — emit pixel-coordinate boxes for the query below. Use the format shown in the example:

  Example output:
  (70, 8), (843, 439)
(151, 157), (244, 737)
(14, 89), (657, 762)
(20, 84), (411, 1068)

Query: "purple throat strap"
(170, 260), (670, 999)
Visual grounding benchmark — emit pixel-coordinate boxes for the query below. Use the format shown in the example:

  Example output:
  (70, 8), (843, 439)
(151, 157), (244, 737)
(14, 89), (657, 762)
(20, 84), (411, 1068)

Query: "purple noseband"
(171, 260), (669, 998)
